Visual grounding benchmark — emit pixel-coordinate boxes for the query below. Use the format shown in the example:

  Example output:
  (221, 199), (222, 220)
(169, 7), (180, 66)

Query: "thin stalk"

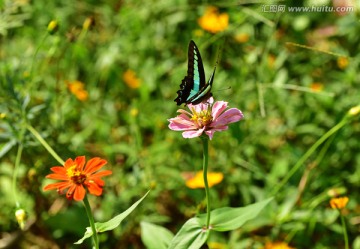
(340, 214), (349, 249)
(26, 124), (64, 165)
(12, 143), (23, 208)
(201, 136), (211, 228)
(83, 195), (99, 249)
(270, 118), (348, 196)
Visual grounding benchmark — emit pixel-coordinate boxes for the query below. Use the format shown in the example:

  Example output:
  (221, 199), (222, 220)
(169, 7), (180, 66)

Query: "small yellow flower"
(348, 105), (360, 117)
(66, 80), (88, 101)
(263, 241), (295, 249)
(0, 113), (6, 119)
(234, 33), (249, 43)
(185, 171), (224, 189)
(15, 209), (26, 230)
(310, 82), (324, 92)
(47, 20), (59, 35)
(337, 56), (349, 69)
(198, 7), (229, 34)
(330, 196), (349, 210)
(83, 17), (95, 30)
(123, 69), (141, 89)
(130, 108), (139, 117)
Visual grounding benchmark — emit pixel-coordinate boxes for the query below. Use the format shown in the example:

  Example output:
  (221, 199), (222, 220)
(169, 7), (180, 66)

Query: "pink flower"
(168, 97), (244, 140)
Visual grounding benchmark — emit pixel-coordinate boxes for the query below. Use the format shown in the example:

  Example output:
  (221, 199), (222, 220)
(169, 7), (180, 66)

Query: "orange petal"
(87, 182), (103, 196)
(91, 170), (112, 178)
(45, 173), (69, 180)
(74, 156), (86, 170)
(84, 157), (107, 174)
(43, 181), (71, 191)
(73, 185), (86, 201)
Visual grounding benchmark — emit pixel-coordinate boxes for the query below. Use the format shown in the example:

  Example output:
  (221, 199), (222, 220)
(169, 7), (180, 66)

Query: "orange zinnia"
(43, 156), (112, 201)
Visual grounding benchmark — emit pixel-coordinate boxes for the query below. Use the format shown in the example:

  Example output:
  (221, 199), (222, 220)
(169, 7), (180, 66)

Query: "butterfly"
(174, 40), (218, 106)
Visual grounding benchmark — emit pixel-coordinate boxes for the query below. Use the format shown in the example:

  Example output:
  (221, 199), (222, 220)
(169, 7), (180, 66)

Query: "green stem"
(12, 143), (23, 208)
(26, 124), (64, 165)
(201, 136), (211, 228)
(83, 195), (99, 249)
(270, 118), (348, 196)
(340, 213), (349, 249)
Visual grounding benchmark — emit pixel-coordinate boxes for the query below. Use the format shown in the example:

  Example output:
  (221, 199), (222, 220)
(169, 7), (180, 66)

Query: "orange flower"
(185, 171), (223, 189)
(123, 69), (141, 89)
(198, 7), (229, 34)
(66, 80), (88, 101)
(310, 82), (324, 92)
(330, 196), (349, 209)
(337, 56), (349, 69)
(43, 156), (112, 201)
(263, 241), (295, 249)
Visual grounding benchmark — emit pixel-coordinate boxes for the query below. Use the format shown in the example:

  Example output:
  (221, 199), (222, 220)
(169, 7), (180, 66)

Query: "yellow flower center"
(190, 107), (213, 128)
(67, 165), (86, 184)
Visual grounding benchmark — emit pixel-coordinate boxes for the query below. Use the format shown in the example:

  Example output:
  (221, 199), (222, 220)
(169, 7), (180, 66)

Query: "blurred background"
(0, 0), (359, 248)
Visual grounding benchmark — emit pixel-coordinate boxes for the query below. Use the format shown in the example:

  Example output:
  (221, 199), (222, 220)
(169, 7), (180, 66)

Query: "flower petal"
(205, 126), (228, 139)
(74, 156), (86, 171)
(84, 157), (107, 174)
(87, 182), (103, 196)
(43, 181), (71, 191)
(90, 170), (112, 178)
(45, 173), (70, 180)
(168, 114), (197, 131)
(211, 101), (228, 120)
(73, 184), (86, 201)
(211, 108), (244, 127)
(49, 166), (67, 174)
(182, 127), (205, 138)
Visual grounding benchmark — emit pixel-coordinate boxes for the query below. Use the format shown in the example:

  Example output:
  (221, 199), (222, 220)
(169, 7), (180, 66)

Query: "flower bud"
(15, 209), (26, 230)
(47, 20), (59, 35)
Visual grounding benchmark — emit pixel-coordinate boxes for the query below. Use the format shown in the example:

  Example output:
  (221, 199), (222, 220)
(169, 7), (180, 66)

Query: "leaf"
(211, 198), (273, 232)
(141, 222), (174, 249)
(0, 139), (16, 158)
(168, 217), (209, 249)
(74, 190), (150, 244)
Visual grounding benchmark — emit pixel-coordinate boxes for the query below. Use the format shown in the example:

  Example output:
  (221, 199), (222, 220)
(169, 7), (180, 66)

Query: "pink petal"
(182, 127), (205, 138)
(205, 127), (229, 140)
(211, 108), (244, 127)
(211, 101), (228, 120)
(168, 115), (197, 131)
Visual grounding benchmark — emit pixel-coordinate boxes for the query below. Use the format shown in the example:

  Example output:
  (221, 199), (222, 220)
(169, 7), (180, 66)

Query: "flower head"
(198, 6), (229, 34)
(15, 209), (26, 230)
(184, 171), (224, 189)
(47, 20), (59, 35)
(263, 241), (295, 249)
(168, 97), (244, 140)
(123, 69), (141, 89)
(330, 196), (349, 210)
(43, 156), (112, 201)
(66, 80), (88, 101)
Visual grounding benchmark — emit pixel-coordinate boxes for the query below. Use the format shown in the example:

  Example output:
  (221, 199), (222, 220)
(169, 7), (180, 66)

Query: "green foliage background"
(0, 0), (359, 248)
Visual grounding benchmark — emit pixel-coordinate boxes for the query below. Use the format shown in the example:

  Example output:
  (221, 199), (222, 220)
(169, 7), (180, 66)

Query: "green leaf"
(74, 190), (150, 244)
(141, 221), (174, 249)
(211, 198), (273, 232)
(168, 216), (209, 249)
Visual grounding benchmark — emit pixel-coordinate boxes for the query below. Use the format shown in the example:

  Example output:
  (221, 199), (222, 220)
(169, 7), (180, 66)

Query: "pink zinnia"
(168, 97), (244, 140)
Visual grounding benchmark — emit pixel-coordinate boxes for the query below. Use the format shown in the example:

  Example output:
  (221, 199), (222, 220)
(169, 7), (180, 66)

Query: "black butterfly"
(174, 40), (217, 106)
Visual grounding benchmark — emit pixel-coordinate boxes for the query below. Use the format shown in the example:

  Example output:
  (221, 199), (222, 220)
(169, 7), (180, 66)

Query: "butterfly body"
(175, 40), (217, 106)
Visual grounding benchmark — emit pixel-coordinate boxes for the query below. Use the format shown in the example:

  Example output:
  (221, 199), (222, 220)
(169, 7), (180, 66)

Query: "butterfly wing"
(174, 40), (206, 105)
